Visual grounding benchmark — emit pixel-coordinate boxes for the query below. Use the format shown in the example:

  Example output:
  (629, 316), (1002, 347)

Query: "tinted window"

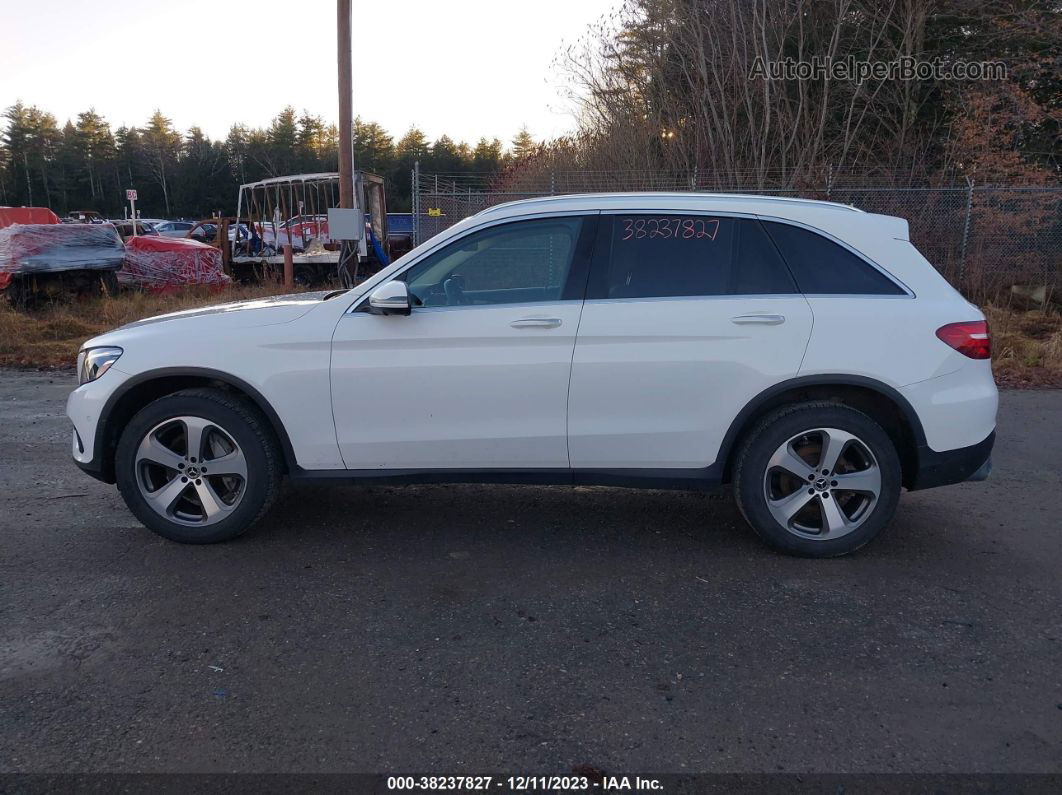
(404, 217), (583, 307)
(602, 216), (795, 298)
(732, 220), (797, 294)
(762, 221), (905, 295)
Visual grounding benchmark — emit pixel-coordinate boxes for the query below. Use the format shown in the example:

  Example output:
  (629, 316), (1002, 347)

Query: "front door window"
(404, 217), (584, 307)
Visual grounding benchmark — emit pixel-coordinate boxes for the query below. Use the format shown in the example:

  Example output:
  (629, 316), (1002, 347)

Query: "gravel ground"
(1, 371), (1060, 774)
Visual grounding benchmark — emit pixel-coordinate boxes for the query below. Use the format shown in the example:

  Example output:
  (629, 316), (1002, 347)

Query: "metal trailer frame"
(232, 171), (389, 283)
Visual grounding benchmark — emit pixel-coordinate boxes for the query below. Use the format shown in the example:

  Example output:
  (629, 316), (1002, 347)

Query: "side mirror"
(368, 280), (412, 316)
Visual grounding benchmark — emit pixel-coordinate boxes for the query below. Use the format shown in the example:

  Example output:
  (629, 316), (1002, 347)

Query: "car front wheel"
(115, 388), (281, 544)
(734, 402), (902, 557)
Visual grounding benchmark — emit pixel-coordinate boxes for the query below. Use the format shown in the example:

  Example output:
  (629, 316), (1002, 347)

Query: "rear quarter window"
(762, 221), (906, 295)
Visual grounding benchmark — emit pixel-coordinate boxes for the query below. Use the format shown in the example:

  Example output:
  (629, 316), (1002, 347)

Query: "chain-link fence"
(411, 166), (1061, 302)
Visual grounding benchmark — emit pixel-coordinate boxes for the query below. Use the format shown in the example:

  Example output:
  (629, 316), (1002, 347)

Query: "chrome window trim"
(583, 294), (806, 305)
(343, 299), (576, 318)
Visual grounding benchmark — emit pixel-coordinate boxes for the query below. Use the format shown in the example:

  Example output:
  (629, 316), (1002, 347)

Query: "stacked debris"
(121, 235), (230, 292)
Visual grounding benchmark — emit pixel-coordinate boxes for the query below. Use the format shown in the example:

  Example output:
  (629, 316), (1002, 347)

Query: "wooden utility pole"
(283, 244), (294, 290)
(337, 0), (354, 209)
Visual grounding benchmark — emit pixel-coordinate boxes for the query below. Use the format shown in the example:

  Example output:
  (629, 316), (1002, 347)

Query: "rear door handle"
(730, 313), (786, 325)
(511, 317), (562, 329)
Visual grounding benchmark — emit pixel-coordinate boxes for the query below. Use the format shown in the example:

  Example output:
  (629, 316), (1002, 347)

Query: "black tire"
(733, 402), (902, 558)
(293, 264), (317, 288)
(115, 388), (282, 544)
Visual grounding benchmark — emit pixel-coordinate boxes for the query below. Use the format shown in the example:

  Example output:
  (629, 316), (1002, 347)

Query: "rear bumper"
(909, 430), (995, 491)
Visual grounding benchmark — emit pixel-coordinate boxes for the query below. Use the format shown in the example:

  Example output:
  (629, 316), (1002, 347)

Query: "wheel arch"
(93, 367), (296, 483)
(719, 375), (926, 489)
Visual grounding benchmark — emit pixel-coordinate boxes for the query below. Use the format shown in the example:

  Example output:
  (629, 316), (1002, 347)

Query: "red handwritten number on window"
(619, 217), (719, 241)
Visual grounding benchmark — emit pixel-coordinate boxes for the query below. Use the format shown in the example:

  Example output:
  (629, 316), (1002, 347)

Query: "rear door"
(567, 213), (814, 474)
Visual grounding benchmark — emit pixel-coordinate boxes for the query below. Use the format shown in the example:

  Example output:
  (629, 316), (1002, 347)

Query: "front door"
(567, 213), (814, 473)
(330, 214), (597, 471)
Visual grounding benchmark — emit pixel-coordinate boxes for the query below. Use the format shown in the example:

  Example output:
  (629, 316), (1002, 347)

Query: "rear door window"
(594, 215), (796, 299)
(762, 221), (906, 295)
(732, 219), (798, 295)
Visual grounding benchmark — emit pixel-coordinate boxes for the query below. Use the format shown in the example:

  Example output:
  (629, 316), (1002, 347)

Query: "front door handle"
(510, 317), (562, 329)
(730, 313), (786, 325)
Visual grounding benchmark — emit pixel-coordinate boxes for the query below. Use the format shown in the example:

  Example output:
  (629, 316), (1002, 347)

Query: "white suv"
(68, 194), (997, 556)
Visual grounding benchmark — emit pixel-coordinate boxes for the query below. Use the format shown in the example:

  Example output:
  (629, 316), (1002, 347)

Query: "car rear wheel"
(115, 388), (281, 544)
(733, 402), (902, 557)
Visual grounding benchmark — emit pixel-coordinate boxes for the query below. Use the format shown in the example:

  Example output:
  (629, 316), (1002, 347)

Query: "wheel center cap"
(186, 465), (200, 478)
(814, 477), (829, 491)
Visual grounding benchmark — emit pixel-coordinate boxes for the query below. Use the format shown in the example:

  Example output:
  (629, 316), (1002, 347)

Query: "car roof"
(468, 191), (910, 245)
(476, 192), (865, 219)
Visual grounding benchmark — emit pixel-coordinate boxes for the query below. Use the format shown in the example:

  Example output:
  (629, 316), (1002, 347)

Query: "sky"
(1, 0), (619, 145)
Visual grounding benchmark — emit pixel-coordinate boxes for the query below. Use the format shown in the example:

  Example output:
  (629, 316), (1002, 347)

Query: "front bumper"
(67, 368), (130, 484)
(909, 430), (995, 491)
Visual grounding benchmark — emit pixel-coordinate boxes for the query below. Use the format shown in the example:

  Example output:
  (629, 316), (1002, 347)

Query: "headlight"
(78, 347), (123, 385)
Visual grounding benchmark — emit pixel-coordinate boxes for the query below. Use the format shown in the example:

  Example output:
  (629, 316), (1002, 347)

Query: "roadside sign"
(428, 207), (442, 217)
(126, 190), (138, 237)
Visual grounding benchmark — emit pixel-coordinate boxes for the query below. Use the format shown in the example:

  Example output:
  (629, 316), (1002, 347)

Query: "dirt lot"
(1, 372), (1060, 774)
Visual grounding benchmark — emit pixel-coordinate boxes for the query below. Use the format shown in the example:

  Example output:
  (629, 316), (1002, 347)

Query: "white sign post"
(126, 189), (138, 237)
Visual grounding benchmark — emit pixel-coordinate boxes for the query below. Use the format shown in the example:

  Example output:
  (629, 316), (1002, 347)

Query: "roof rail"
(477, 192), (864, 215)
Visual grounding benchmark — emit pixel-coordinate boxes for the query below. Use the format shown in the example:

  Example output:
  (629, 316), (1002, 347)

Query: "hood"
(82, 291), (334, 351)
(114, 290), (331, 331)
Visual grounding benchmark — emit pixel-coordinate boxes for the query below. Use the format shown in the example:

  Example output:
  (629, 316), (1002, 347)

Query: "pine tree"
(225, 123), (250, 185)
(296, 111), (327, 170)
(472, 137), (504, 174)
(74, 109), (116, 206)
(396, 127), (430, 162)
(353, 118), (393, 172)
(511, 126), (537, 159)
(141, 110), (182, 215)
(2, 102), (36, 205)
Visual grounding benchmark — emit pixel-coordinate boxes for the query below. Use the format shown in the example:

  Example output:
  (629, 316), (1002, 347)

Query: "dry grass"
(985, 305), (1062, 388)
(1, 289), (1060, 387)
(0, 285), (309, 369)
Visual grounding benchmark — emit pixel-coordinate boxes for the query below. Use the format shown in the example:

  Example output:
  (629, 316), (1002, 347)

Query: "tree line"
(0, 104), (541, 218)
(505, 0), (1059, 189)
(3, 0), (1057, 222)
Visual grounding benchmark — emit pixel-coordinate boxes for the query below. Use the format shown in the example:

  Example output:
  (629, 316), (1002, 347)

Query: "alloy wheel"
(763, 427), (882, 540)
(134, 416), (248, 526)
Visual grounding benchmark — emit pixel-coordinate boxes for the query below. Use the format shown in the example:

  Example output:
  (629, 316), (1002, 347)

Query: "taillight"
(936, 320), (991, 359)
